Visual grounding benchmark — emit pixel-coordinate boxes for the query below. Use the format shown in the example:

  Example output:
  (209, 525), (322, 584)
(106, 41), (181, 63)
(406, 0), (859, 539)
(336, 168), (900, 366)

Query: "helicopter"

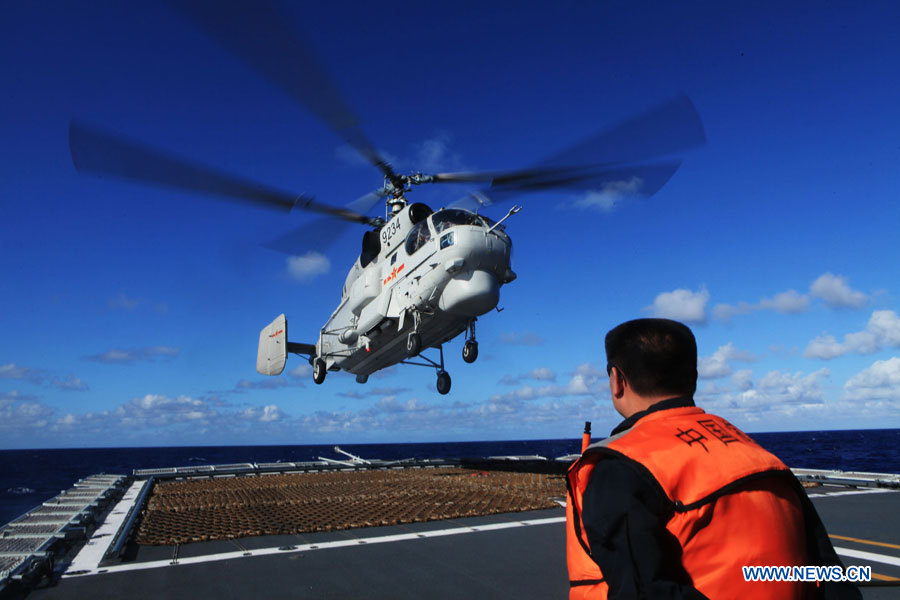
(67, 1), (705, 395)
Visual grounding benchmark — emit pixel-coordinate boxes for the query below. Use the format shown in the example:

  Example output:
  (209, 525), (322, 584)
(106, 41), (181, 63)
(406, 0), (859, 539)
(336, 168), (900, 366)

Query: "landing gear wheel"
(407, 332), (421, 357)
(462, 341), (478, 363)
(355, 374), (368, 384)
(313, 358), (326, 385)
(436, 370), (452, 395)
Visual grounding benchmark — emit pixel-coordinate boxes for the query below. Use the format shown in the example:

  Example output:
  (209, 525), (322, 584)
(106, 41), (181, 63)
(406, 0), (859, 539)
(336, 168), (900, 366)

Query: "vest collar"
(609, 396), (696, 436)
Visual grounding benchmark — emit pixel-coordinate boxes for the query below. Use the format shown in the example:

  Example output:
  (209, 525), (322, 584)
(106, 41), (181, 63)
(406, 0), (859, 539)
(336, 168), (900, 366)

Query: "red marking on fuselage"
(383, 263), (406, 285)
(269, 329), (283, 338)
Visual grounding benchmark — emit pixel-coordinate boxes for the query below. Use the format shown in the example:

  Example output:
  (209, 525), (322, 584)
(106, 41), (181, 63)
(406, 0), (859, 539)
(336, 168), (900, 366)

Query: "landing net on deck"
(137, 468), (566, 545)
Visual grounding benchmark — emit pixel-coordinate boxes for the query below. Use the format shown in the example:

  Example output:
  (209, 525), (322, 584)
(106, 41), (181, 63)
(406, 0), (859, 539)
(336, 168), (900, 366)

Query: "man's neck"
(618, 394), (682, 420)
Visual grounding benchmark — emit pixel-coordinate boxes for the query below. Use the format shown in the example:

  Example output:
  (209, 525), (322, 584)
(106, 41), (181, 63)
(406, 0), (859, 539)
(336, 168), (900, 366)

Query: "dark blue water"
(2, 430), (898, 527)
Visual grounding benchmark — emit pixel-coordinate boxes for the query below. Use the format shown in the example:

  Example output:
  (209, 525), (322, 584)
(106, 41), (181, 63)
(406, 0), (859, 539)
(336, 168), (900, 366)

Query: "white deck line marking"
(65, 480), (148, 574)
(64, 516), (567, 577)
(835, 547), (900, 567)
(559, 488), (899, 506)
(806, 488), (898, 498)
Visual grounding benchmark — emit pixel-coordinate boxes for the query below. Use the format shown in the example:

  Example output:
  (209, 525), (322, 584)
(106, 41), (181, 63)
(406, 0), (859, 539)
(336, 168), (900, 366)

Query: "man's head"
(605, 318), (698, 417)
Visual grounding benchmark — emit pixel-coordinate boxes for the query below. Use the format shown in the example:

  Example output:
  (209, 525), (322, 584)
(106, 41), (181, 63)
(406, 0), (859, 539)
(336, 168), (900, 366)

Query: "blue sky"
(2, 1), (899, 449)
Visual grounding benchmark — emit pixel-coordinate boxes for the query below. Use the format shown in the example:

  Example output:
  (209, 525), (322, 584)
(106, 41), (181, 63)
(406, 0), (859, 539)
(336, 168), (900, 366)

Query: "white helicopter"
(257, 195), (519, 395)
(68, 1), (705, 394)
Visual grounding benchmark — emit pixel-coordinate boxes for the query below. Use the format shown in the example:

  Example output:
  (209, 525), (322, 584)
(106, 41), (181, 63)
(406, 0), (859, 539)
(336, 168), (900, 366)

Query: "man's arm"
(581, 458), (708, 600)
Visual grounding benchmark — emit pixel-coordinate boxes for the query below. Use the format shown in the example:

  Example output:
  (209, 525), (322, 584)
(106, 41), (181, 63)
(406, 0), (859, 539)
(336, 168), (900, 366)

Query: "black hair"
(604, 318), (698, 397)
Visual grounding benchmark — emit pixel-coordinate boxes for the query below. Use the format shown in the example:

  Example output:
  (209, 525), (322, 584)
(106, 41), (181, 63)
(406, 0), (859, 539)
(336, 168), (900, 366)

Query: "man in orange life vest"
(566, 318), (860, 599)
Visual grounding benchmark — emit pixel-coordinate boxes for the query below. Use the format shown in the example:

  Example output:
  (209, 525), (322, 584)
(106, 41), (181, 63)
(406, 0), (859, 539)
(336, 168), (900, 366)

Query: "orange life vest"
(567, 406), (813, 599)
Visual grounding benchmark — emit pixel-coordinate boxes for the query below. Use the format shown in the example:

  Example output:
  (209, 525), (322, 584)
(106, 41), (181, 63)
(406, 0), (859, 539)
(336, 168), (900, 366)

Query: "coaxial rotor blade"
(264, 215), (354, 255)
(430, 95), (704, 187)
(70, 121), (297, 211)
(263, 189), (386, 255)
(165, 0), (398, 183)
(69, 121), (382, 225)
(538, 94), (705, 168)
(472, 162), (683, 208)
(491, 162), (682, 196)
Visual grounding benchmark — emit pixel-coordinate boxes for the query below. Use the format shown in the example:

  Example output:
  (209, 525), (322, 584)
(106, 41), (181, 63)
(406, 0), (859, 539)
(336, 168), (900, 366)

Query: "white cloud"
(810, 273), (867, 309)
(289, 363), (312, 378)
(338, 386), (411, 399)
(843, 357), (900, 402)
(235, 378), (292, 390)
(500, 367), (557, 385)
(287, 252), (330, 281)
(804, 310), (900, 359)
(1, 388), (290, 446)
(732, 369), (754, 391)
(118, 394), (215, 425)
(803, 334), (844, 360)
(337, 133), (462, 175)
(0, 363), (44, 383)
(84, 346), (179, 364)
(714, 273), (866, 322)
(714, 289), (809, 321)
(869, 310), (900, 346)
(413, 133), (465, 173)
(52, 375), (89, 391)
(0, 392), (53, 430)
(712, 302), (754, 321)
(760, 290), (810, 313)
(489, 362), (607, 404)
(0, 390), (38, 402)
(697, 369), (830, 418)
(756, 369), (829, 402)
(242, 404), (285, 423)
(574, 177), (643, 212)
(529, 367), (557, 381)
(49, 393), (290, 436)
(648, 287), (709, 324)
(698, 343), (755, 379)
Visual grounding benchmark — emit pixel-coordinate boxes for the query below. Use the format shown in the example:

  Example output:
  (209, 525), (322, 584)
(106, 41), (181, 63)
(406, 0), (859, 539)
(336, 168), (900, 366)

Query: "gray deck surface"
(26, 509), (568, 599)
(14, 487), (900, 599)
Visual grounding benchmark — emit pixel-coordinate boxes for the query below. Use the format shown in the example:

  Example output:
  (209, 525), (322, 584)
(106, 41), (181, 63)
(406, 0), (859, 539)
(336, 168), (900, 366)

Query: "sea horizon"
(3, 426), (898, 452)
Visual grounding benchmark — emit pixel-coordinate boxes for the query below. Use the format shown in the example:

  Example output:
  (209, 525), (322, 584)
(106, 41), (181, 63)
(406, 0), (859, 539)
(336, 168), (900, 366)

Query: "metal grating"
(134, 467), (178, 476)
(1, 474), (127, 589)
(0, 556), (24, 576)
(14, 514), (77, 524)
(0, 538), (45, 555)
(26, 506), (77, 516)
(4, 524), (63, 535)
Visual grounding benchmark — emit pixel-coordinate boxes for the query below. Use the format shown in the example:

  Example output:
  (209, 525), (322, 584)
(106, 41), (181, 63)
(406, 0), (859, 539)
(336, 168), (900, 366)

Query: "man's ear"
(610, 367), (626, 398)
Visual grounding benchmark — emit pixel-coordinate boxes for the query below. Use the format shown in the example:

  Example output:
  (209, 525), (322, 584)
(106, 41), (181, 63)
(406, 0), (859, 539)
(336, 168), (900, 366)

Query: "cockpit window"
(405, 219), (433, 255)
(431, 209), (485, 234)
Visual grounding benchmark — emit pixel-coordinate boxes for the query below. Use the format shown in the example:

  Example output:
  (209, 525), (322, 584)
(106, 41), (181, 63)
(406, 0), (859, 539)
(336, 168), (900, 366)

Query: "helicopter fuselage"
(317, 203), (516, 381)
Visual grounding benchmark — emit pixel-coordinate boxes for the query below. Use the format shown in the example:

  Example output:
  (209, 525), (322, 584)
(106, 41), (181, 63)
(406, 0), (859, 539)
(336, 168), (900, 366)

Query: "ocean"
(2, 429), (898, 527)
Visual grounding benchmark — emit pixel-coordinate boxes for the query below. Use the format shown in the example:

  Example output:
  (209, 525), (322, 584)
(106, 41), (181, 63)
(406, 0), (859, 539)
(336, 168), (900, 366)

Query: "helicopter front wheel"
(407, 332), (421, 357)
(313, 358), (327, 384)
(436, 370), (452, 395)
(462, 340), (478, 363)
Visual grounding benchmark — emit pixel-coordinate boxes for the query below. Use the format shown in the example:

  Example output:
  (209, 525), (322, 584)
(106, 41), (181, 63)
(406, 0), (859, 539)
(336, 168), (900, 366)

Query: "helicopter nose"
(438, 270), (500, 317)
